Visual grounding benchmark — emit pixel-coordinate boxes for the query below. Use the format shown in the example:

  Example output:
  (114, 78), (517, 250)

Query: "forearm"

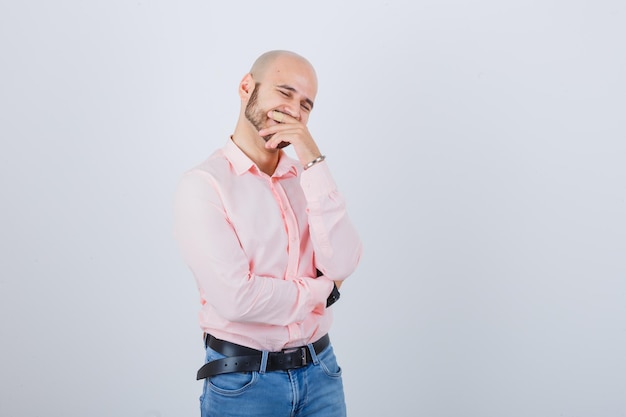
(301, 162), (363, 281)
(185, 253), (334, 325)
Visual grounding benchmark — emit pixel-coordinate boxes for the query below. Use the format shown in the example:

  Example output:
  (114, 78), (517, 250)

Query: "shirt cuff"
(300, 161), (337, 202)
(306, 276), (334, 313)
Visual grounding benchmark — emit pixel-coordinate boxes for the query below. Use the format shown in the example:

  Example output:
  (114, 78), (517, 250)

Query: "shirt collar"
(223, 137), (298, 178)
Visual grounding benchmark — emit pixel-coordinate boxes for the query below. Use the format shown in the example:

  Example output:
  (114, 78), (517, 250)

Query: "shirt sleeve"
(300, 161), (363, 281)
(173, 170), (334, 326)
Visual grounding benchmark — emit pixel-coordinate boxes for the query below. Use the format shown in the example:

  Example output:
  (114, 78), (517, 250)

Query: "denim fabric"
(200, 342), (346, 417)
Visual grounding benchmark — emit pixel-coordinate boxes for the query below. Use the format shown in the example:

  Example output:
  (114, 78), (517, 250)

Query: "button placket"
(273, 180), (300, 279)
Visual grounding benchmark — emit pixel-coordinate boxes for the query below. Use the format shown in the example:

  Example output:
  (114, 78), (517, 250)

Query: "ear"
(238, 73), (255, 100)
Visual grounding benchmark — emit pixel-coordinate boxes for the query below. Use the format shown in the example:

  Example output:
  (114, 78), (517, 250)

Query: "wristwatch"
(326, 283), (341, 308)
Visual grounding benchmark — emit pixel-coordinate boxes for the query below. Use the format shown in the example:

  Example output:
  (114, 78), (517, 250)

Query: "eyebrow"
(276, 84), (315, 110)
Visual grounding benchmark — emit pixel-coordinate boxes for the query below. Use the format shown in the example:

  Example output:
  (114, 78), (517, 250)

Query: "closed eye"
(276, 84), (315, 111)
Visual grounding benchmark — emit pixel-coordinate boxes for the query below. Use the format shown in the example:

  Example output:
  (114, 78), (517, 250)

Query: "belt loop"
(307, 343), (320, 365)
(259, 350), (269, 374)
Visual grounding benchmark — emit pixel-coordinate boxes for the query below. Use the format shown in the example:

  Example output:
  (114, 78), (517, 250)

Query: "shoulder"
(181, 149), (234, 182)
(175, 149), (235, 198)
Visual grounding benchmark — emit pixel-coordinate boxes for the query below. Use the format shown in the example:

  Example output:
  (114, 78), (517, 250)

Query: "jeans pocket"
(203, 346), (259, 395)
(209, 371), (259, 395)
(317, 345), (343, 378)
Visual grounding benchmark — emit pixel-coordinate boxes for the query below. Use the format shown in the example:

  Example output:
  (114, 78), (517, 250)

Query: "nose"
(281, 102), (301, 121)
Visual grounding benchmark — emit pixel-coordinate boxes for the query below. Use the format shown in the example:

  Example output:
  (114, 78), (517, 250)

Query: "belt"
(196, 334), (330, 380)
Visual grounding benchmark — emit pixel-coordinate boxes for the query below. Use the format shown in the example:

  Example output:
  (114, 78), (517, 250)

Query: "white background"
(1, 1), (625, 416)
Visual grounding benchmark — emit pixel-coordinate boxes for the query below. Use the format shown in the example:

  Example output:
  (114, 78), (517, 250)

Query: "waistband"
(196, 334), (330, 380)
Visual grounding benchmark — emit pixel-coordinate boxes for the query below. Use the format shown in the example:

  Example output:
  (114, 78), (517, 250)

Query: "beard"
(244, 84), (290, 149)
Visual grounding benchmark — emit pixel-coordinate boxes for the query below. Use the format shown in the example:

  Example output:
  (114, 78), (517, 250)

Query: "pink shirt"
(173, 139), (362, 351)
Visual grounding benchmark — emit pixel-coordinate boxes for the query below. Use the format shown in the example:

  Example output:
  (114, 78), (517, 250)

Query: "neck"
(231, 120), (280, 176)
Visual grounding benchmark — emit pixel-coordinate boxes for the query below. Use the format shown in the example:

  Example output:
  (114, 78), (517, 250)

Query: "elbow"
(212, 290), (255, 323)
(217, 307), (247, 323)
(208, 278), (270, 324)
(323, 241), (363, 280)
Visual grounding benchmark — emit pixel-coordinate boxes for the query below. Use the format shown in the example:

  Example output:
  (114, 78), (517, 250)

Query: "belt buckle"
(282, 347), (308, 367)
(300, 347), (307, 366)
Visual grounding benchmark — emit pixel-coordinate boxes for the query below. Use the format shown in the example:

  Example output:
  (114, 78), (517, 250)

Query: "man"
(173, 50), (362, 417)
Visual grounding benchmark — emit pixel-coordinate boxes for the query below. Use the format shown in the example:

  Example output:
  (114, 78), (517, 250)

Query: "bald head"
(236, 49), (318, 141)
(249, 50), (317, 86)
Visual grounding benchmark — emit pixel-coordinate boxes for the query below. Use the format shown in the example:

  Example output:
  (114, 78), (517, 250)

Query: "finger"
(265, 132), (293, 149)
(264, 127), (302, 148)
(258, 123), (299, 138)
(269, 110), (295, 124)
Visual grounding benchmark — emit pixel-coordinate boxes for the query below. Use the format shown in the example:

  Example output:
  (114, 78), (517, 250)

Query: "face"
(243, 56), (317, 148)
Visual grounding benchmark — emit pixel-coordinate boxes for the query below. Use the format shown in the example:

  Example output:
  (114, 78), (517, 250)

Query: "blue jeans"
(200, 342), (347, 417)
